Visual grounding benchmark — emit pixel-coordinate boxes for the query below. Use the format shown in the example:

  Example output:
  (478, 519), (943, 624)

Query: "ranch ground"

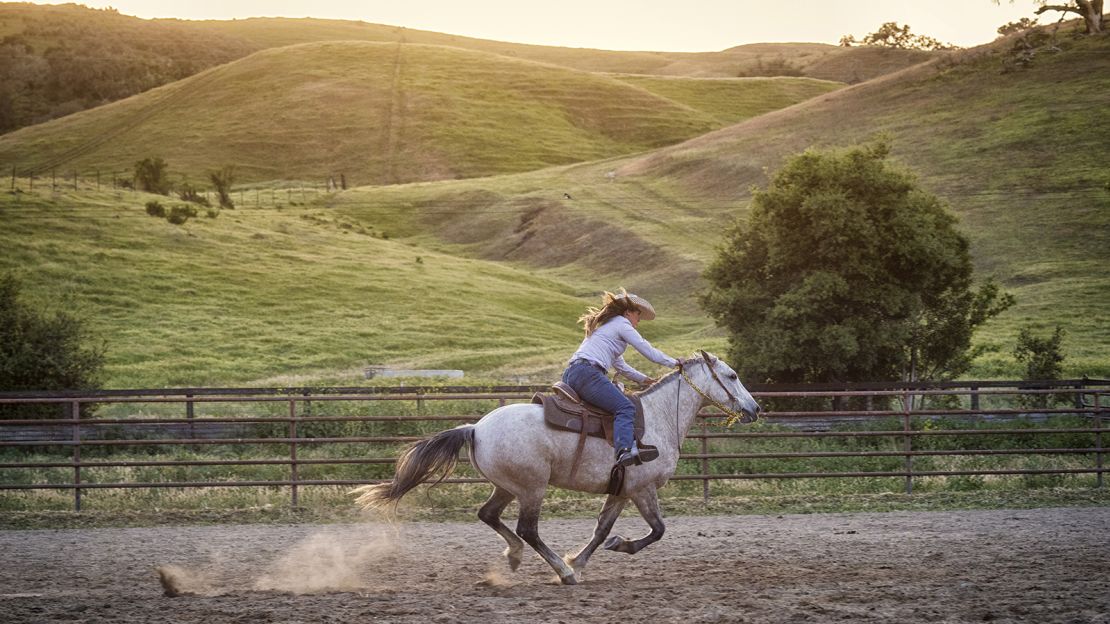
(0, 507), (1107, 623)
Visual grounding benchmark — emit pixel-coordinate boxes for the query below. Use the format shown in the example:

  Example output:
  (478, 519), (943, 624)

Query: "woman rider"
(562, 290), (681, 467)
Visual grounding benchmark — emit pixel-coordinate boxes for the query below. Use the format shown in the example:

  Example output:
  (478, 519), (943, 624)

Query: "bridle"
(678, 350), (758, 426)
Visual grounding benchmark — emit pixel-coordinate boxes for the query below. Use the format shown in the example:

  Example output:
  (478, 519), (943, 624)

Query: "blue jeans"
(562, 360), (636, 451)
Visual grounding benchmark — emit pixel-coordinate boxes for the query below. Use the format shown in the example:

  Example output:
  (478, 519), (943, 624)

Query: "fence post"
(903, 392), (913, 494)
(970, 386), (980, 411)
(72, 401), (82, 511)
(289, 399), (299, 508)
(185, 394), (196, 443)
(1096, 392), (1103, 489)
(701, 418), (710, 503)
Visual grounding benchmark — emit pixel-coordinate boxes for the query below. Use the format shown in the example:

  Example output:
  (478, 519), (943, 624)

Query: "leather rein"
(678, 351), (756, 426)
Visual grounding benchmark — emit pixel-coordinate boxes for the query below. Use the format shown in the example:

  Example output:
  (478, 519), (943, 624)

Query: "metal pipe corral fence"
(0, 380), (1105, 511)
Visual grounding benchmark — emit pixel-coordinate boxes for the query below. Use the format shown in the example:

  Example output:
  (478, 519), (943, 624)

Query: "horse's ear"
(698, 349), (713, 364)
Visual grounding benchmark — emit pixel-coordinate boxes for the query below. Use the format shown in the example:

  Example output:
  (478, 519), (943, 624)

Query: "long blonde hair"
(577, 289), (638, 337)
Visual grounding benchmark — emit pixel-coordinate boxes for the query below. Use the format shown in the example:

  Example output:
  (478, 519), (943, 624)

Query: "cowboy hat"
(623, 293), (657, 321)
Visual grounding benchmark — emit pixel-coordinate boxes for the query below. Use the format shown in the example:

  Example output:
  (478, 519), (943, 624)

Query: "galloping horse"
(352, 351), (760, 585)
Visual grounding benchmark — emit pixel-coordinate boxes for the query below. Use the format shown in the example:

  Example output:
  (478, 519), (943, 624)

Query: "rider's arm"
(618, 319), (678, 369)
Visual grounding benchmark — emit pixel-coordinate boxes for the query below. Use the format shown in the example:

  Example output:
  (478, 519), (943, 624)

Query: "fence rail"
(0, 380), (1106, 511)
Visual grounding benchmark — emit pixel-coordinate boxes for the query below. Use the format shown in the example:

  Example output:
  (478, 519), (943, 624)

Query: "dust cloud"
(155, 528), (398, 596)
(253, 531), (397, 593)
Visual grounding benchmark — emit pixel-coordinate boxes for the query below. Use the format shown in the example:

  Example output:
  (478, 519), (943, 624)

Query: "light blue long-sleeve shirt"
(568, 316), (677, 383)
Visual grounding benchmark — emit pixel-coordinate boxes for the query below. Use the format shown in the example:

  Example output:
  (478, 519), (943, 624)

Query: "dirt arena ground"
(1, 506), (1107, 623)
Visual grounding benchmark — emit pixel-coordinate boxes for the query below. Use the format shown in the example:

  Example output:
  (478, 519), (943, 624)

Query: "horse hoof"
(560, 573), (578, 586)
(504, 547), (522, 571)
(603, 536), (624, 551)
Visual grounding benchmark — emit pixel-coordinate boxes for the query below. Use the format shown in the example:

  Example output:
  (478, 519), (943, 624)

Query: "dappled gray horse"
(352, 351), (760, 584)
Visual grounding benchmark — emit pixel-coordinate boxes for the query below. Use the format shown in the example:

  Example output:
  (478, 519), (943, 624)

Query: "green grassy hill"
(325, 33), (1110, 378)
(0, 3), (925, 135)
(200, 18), (932, 82)
(1, 27), (1104, 388)
(0, 185), (598, 387)
(0, 40), (840, 185)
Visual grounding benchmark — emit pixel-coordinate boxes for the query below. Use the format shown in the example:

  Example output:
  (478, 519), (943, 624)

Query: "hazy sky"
(71, 0), (1036, 51)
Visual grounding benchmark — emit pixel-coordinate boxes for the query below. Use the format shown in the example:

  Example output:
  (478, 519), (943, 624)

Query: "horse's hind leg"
(604, 486), (665, 555)
(564, 494), (627, 574)
(478, 486), (524, 571)
(515, 494), (578, 585)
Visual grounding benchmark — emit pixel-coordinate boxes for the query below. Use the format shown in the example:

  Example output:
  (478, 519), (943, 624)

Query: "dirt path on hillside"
(1, 507), (1107, 623)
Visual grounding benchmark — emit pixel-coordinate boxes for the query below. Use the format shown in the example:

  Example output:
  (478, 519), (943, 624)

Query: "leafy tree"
(996, 1), (1104, 35)
(0, 273), (105, 417)
(998, 17), (1041, 36)
(702, 140), (1013, 384)
(840, 22), (954, 50)
(209, 166), (236, 209)
(134, 156), (171, 195)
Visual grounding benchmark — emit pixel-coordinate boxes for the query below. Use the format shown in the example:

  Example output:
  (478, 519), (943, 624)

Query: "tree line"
(0, 4), (255, 134)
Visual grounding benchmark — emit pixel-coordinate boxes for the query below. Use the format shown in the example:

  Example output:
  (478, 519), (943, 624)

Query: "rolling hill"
(325, 31), (1110, 377)
(0, 40), (840, 185)
(0, 3), (928, 135)
(0, 19), (1105, 387)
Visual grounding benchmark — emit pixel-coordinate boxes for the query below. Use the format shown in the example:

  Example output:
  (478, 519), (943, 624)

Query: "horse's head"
(683, 350), (761, 425)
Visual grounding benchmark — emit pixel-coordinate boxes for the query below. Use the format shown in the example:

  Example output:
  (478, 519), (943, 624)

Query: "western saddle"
(533, 382), (658, 490)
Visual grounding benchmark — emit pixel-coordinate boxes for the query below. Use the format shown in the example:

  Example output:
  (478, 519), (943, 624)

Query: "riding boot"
(615, 445), (641, 467)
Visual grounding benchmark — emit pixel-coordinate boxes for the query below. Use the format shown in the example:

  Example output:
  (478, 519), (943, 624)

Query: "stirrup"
(615, 447), (640, 467)
(636, 444), (659, 463)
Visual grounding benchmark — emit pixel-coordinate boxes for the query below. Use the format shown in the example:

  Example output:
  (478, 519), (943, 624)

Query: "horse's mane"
(634, 364), (685, 399)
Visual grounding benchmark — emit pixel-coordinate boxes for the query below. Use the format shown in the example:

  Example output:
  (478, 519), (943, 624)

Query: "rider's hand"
(642, 377), (658, 387)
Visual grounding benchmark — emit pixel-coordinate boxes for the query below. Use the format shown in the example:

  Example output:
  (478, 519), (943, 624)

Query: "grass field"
(0, 41), (842, 187)
(0, 25), (1106, 389)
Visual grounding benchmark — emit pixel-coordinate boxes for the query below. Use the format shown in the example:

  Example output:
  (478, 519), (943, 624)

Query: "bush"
(166, 204), (197, 225)
(209, 166), (235, 209)
(0, 273), (105, 419)
(144, 200), (165, 217)
(178, 184), (211, 207)
(1014, 326), (1068, 409)
(133, 157), (171, 195)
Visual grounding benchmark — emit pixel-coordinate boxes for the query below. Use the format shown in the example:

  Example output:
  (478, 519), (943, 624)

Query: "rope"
(680, 367), (747, 426)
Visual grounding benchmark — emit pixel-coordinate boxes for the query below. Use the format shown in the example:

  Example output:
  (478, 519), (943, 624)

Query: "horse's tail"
(351, 424), (476, 510)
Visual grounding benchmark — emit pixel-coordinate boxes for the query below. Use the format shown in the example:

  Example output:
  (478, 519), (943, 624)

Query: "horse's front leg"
(603, 486), (664, 555)
(564, 494), (627, 575)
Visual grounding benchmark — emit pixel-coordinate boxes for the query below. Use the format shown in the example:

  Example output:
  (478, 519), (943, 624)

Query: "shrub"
(0, 273), (105, 419)
(133, 156), (171, 195)
(166, 204), (197, 225)
(178, 184), (211, 207)
(1014, 326), (1068, 409)
(209, 166), (235, 209)
(145, 200), (165, 217)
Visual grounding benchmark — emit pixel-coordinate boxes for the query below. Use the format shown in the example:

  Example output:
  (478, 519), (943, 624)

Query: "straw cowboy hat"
(623, 293), (657, 321)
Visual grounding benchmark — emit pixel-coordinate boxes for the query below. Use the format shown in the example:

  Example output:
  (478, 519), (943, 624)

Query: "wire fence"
(6, 166), (346, 208)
